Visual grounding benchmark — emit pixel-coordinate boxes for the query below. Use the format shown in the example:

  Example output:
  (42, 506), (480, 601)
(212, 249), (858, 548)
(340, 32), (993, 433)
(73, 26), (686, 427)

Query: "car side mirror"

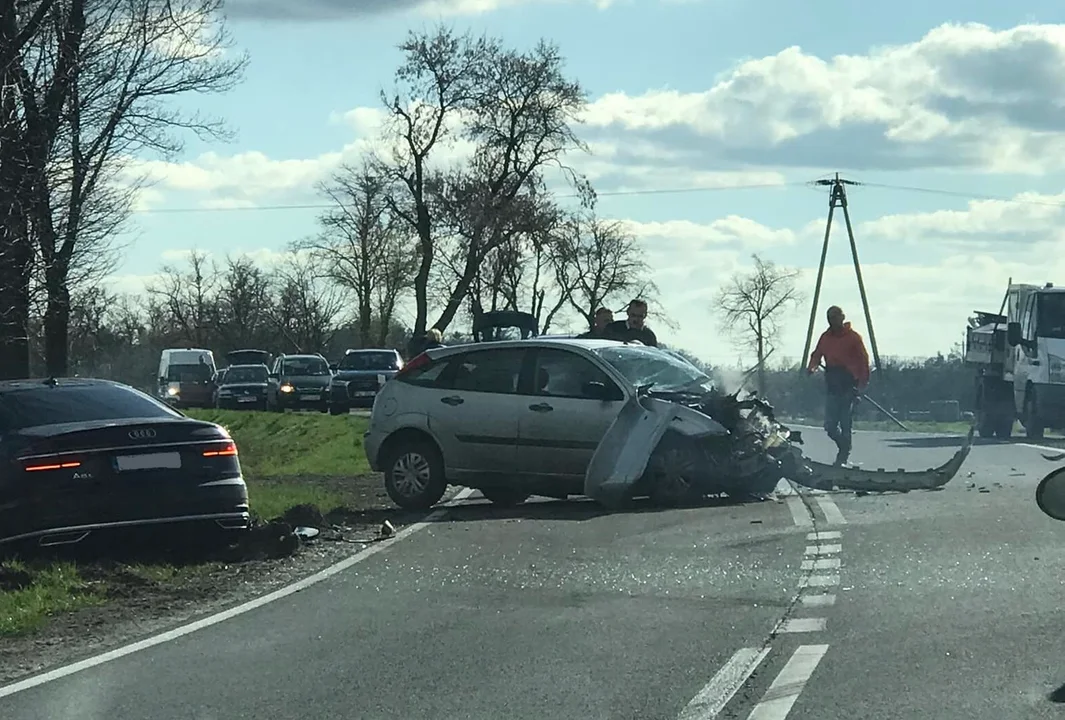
(1037, 468), (1065, 521)
(1007, 322), (1021, 347)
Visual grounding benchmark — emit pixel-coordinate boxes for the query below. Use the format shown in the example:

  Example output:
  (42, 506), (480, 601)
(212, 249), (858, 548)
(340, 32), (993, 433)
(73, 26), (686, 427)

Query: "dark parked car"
(328, 348), (404, 414)
(215, 364), (270, 410)
(267, 354), (332, 413)
(0, 378), (250, 548)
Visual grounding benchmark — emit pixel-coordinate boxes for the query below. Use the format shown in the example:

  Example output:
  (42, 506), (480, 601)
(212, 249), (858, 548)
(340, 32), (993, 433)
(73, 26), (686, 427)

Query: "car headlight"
(280, 384), (294, 393)
(167, 386), (179, 396)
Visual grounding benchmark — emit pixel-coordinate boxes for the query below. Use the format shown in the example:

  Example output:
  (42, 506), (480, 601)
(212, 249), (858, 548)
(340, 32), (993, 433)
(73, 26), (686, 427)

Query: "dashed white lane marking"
(815, 496), (847, 525)
(807, 530), (841, 541)
(745, 645), (830, 720)
(800, 557), (840, 571)
(777, 618), (827, 633)
(799, 573), (840, 588)
(0, 487), (478, 699)
(800, 594), (836, 607)
(804, 544), (841, 555)
(677, 647), (771, 720)
(786, 497), (812, 527)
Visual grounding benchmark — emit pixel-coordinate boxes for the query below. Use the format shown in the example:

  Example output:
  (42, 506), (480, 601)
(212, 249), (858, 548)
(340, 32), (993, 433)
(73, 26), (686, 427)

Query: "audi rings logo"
(128, 428), (157, 440)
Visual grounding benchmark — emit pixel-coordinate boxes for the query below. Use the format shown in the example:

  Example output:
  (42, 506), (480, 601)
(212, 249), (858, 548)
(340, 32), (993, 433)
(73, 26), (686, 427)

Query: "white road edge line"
(1018, 442), (1065, 455)
(746, 644), (829, 720)
(677, 646), (771, 720)
(815, 497), (847, 525)
(800, 594), (836, 607)
(799, 574), (840, 588)
(804, 544), (841, 555)
(800, 558), (841, 571)
(786, 497), (812, 527)
(0, 487), (478, 699)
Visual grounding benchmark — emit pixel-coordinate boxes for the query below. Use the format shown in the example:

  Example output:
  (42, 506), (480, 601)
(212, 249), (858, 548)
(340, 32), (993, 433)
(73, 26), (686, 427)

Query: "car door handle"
(528, 402), (553, 413)
(440, 395), (464, 406)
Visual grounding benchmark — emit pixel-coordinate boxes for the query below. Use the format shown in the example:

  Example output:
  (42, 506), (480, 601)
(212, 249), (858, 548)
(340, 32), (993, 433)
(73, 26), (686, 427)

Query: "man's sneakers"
(833, 448), (850, 467)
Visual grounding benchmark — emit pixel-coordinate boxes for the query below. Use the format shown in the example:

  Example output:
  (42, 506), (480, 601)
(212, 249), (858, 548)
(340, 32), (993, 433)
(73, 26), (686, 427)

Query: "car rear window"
(0, 385), (181, 431)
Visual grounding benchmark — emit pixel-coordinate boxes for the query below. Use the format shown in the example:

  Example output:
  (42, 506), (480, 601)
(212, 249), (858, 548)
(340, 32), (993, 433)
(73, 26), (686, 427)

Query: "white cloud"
(580, 22), (1065, 174)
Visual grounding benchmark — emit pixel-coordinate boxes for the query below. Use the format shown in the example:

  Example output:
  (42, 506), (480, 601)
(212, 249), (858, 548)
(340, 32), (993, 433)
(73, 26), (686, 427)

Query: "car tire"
(480, 487), (529, 507)
(382, 438), (448, 510)
(329, 403), (348, 416)
(645, 433), (702, 507)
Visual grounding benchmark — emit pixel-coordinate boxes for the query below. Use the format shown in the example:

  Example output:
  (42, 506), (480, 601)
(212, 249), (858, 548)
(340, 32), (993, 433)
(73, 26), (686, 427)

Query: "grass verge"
(184, 409), (377, 521)
(0, 560), (104, 636)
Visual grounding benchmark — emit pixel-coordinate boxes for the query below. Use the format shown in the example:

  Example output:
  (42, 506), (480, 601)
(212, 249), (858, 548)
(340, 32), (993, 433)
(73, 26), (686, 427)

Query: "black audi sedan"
(214, 363), (270, 410)
(0, 377), (250, 548)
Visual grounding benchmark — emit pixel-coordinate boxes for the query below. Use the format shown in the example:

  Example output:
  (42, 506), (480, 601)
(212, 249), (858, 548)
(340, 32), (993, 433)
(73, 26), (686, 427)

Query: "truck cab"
(1006, 284), (1065, 439)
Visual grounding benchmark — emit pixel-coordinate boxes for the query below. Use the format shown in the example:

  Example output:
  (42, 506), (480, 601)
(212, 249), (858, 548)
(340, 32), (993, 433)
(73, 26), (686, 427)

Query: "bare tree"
(213, 255), (274, 351)
(300, 162), (416, 347)
(269, 254), (347, 354)
(713, 253), (803, 396)
(145, 249), (218, 346)
(25, 0), (246, 375)
(376, 27), (485, 338)
(0, 0), (85, 378)
(554, 206), (651, 330)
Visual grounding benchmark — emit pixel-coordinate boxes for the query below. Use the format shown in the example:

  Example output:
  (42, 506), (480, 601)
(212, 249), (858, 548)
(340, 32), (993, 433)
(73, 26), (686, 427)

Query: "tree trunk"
(44, 261), (71, 376)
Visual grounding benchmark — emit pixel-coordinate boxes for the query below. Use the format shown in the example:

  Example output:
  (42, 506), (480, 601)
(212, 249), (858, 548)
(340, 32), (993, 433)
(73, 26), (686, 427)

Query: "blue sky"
(112, 0), (1065, 365)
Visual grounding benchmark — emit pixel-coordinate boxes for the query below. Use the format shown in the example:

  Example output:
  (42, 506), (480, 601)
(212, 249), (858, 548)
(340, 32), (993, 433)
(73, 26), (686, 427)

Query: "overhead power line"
(127, 177), (1065, 215)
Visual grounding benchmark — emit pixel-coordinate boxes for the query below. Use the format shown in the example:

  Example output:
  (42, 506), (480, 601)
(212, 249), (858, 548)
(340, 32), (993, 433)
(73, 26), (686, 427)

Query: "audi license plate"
(115, 452), (182, 471)
(302, 394), (320, 401)
(238, 396), (257, 403)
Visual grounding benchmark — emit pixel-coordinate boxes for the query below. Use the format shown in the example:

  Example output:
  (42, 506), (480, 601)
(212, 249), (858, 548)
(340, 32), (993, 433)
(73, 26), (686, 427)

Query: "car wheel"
(319, 402), (329, 414)
(645, 433), (702, 507)
(328, 403), (348, 416)
(382, 438), (448, 510)
(480, 487), (529, 507)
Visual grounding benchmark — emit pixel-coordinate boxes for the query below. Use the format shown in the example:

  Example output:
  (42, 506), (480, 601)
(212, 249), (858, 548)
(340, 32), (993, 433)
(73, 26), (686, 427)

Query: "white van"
(158, 348), (217, 408)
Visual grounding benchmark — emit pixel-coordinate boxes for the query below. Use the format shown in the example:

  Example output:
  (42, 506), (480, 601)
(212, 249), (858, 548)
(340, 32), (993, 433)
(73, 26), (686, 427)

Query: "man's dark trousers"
(823, 390), (855, 463)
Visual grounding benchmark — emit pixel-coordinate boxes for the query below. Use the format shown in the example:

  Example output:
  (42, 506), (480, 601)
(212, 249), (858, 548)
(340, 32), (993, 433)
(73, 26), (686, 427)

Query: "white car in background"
(362, 337), (718, 509)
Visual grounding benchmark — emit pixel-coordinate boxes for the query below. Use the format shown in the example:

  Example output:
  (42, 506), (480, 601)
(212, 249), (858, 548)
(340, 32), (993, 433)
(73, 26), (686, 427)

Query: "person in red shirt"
(806, 305), (871, 466)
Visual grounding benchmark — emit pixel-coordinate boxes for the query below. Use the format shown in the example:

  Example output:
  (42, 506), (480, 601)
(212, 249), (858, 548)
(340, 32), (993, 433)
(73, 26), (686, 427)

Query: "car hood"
(333, 369), (398, 381)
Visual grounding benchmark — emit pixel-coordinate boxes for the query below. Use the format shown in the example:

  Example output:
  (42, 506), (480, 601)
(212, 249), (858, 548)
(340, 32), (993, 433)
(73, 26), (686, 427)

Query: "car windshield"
(282, 357), (330, 376)
(0, 385), (180, 430)
(225, 366), (268, 383)
(592, 344), (712, 392)
(167, 363), (212, 382)
(339, 352), (399, 371)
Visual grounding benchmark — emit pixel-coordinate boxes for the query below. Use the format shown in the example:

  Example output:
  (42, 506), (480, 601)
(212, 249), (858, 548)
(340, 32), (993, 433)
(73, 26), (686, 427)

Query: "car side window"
(531, 348), (620, 399)
(402, 360), (451, 387)
(442, 349), (525, 394)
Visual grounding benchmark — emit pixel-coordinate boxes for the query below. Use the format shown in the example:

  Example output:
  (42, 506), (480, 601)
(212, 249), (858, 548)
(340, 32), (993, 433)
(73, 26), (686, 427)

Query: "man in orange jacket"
(806, 305), (871, 466)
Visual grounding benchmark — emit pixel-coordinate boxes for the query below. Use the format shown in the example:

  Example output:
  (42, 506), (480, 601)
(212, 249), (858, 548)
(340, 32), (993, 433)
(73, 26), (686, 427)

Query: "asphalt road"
(2, 426), (1064, 719)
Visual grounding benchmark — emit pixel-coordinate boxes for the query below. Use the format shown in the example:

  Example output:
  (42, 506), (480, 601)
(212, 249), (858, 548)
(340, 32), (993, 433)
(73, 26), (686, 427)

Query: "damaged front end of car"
(584, 387), (975, 509)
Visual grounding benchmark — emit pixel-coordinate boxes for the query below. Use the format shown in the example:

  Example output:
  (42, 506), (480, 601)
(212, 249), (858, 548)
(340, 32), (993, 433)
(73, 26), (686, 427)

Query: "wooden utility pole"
(801, 173), (907, 430)
(800, 173), (883, 372)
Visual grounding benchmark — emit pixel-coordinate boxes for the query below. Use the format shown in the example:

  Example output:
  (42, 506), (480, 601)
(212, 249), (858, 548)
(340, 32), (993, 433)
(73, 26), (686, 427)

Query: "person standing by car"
(604, 299), (658, 347)
(578, 307), (614, 338)
(806, 305), (871, 466)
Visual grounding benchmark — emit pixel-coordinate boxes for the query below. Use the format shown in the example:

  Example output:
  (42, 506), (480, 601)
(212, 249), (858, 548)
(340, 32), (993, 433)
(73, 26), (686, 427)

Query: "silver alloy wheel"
(391, 451), (433, 498)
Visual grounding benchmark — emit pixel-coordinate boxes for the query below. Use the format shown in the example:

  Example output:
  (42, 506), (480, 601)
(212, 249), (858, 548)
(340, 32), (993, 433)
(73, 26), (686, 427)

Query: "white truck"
(965, 282), (1065, 440)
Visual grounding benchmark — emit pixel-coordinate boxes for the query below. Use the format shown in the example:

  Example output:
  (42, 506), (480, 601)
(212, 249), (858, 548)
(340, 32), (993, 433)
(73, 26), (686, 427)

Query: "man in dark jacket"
(806, 305), (871, 466)
(604, 298), (658, 347)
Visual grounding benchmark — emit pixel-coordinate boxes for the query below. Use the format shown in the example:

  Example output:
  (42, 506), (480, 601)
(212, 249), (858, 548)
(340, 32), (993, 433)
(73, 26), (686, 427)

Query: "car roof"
(428, 337), (633, 358)
(345, 348), (398, 354)
(0, 377), (127, 393)
(227, 364), (269, 369)
(280, 354), (326, 360)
